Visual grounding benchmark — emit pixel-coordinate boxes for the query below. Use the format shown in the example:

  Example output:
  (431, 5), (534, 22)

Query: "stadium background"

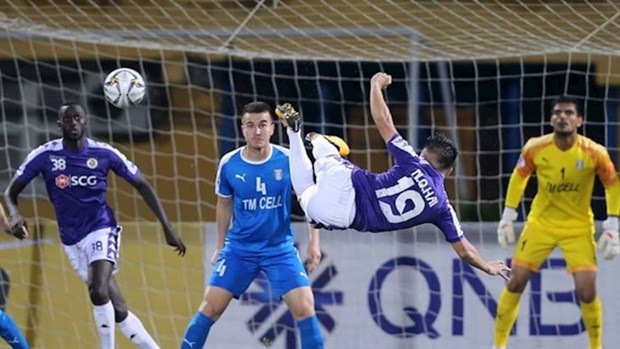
(0, 1), (619, 348)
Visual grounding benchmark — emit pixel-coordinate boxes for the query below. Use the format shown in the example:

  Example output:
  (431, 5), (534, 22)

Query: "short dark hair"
(552, 96), (582, 115)
(58, 102), (85, 118)
(242, 101), (271, 116)
(423, 133), (458, 170)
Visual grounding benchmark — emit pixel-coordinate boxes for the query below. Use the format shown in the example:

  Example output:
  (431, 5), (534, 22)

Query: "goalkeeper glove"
(598, 217), (620, 260)
(497, 207), (517, 249)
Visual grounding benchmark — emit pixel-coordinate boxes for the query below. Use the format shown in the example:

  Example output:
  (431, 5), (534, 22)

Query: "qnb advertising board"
(203, 222), (619, 349)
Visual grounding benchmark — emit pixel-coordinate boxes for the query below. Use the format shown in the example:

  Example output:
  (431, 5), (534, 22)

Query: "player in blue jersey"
(0, 204), (29, 349)
(3, 102), (186, 349)
(278, 72), (509, 279)
(180, 101), (323, 349)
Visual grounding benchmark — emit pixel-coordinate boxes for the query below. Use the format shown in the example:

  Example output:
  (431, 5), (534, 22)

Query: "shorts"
(512, 222), (596, 273)
(208, 247), (309, 299)
(63, 226), (122, 283)
(300, 155), (356, 228)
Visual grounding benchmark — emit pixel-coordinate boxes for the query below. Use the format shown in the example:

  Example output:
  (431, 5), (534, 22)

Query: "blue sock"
(180, 311), (215, 349)
(0, 310), (29, 349)
(297, 315), (324, 349)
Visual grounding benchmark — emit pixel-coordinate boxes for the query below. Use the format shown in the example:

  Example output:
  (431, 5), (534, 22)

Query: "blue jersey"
(351, 134), (464, 242)
(215, 145), (294, 256)
(13, 138), (141, 245)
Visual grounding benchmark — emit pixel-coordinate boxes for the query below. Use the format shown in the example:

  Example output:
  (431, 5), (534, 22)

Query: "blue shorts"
(208, 247), (309, 299)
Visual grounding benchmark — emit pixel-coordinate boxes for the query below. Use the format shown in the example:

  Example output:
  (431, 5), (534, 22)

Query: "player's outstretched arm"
(3, 178), (29, 240)
(131, 175), (186, 256)
(451, 237), (510, 281)
(369, 72), (398, 144)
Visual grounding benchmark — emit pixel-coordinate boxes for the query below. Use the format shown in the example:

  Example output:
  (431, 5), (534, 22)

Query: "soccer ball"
(103, 68), (146, 109)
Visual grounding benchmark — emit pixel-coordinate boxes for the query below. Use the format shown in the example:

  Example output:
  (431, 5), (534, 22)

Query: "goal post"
(0, 1), (619, 348)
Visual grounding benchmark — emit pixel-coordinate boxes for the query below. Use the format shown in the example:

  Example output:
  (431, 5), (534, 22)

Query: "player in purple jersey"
(278, 72), (509, 279)
(3, 102), (186, 349)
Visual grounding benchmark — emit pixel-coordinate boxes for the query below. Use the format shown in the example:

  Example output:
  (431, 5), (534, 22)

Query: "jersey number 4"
(256, 177), (266, 195)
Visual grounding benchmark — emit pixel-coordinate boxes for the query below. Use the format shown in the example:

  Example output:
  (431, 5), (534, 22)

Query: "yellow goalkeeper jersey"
(506, 133), (620, 232)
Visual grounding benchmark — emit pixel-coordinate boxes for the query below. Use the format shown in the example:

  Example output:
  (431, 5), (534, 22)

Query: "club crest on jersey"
(274, 169), (283, 181)
(87, 158), (98, 169)
(575, 159), (584, 169)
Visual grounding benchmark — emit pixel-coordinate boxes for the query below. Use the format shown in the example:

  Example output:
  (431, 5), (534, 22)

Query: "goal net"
(0, 1), (619, 348)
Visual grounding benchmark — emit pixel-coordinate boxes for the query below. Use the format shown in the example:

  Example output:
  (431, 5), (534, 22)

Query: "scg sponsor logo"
(55, 174), (97, 189)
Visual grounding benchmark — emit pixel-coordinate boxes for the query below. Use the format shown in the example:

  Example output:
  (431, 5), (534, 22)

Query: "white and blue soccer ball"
(103, 67), (146, 109)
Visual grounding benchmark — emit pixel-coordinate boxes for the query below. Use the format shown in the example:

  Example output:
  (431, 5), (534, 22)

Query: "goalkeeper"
(493, 96), (620, 349)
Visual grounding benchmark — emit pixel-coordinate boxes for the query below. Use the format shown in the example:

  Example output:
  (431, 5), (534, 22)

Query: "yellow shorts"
(512, 222), (597, 273)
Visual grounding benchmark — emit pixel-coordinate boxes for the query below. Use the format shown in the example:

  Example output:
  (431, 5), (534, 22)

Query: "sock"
(180, 312), (215, 349)
(93, 302), (115, 349)
(581, 297), (602, 349)
(0, 310), (29, 349)
(297, 315), (324, 349)
(493, 289), (521, 348)
(118, 311), (160, 349)
(287, 128), (315, 196)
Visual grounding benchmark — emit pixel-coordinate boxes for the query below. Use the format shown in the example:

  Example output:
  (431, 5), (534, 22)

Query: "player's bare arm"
(451, 237), (510, 280)
(306, 223), (321, 273)
(3, 177), (29, 239)
(0, 201), (11, 232)
(0, 199), (27, 241)
(369, 72), (398, 143)
(131, 174), (186, 256)
(212, 196), (232, 265)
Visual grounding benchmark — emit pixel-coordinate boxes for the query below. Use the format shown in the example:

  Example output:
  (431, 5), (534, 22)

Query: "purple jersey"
(13, 138), (141, 245)
(350, 134), (464, 242)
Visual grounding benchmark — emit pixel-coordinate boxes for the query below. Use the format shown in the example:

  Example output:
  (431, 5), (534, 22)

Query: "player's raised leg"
(307, 133), (348, 161)
(307, 132), (350, 158)
(0, 309), (29, 349)
(276, 103), (315, 196)
(275, 103), (302, 132)
(109, 278), (160, 349)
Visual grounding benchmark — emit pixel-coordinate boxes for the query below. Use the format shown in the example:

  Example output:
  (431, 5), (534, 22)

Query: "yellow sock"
(494, 289), (521, 348)
(581, 297), (602, 349)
